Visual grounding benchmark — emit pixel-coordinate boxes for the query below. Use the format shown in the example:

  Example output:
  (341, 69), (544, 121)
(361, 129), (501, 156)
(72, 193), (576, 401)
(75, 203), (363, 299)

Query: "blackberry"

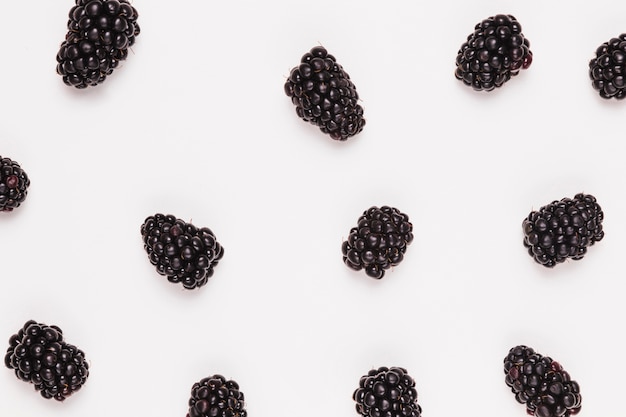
(56, 0), (140, 88)
(0, 155), (30, 212)
(504, 345), (582, 417)
(141, 214), (224, 290)
(4, 320), (89, 401)
(522, 193), (604, 268)
(353, 366), (422, 417)
(589, 34), (626, 99)
(186, 374), (247, 417)
(284, 45), (365, 141)
(342, 206), (413, 279)
(455, 14), (533, 91)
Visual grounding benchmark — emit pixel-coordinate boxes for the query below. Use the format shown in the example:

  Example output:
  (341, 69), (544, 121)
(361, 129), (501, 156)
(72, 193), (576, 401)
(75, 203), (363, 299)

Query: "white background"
(1, 0), (626, 416)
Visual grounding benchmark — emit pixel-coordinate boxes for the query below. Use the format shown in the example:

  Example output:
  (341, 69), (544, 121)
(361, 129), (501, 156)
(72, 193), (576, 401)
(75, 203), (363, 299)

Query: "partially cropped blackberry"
(589, 34), (626, 99)
(56, 0), (140, 88)
(504, 345), (582, 417)
(4, 320), (89, 401)
(353, 366), (422, 417)
(455, 14), (533, 91)
(0, 155), (30, 212)
(284, 45), (365, 141)
(141, 214), (224, 290)
(522, 193), (604, 268)
(186, 374), (247, 417)
(342, 206), (413, 279)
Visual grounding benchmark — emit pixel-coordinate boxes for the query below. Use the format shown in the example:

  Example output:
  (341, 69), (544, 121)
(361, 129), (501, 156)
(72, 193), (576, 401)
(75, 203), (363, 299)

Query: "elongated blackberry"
(0, 155), (30, 212)
(141, 214), (224, 290)
(455, 14), (532, 91)
(589, 34), (626, 99)
(342, 206), (413, 279)
(353, 366), (422, 417)
(522, 193), (604, 268)
(4, 320), (89, 401)
(56, 0), (140, 88)
(284, 45), (365, 141)
(504, 345), (581, 417)
(187, 374), (247, 417)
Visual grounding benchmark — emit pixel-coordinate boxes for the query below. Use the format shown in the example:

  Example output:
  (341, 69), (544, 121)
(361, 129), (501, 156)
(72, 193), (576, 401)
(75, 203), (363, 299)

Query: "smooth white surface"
(2, 0), (626, 416)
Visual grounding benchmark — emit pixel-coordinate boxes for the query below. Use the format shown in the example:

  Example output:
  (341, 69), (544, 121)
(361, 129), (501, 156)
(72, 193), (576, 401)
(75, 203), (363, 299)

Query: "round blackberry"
(455, 14), (533, 91)
(353, 366), (422, 417)
(284, 45), (365, 141)
(0, 155), (30, 212)
(589, 34), (626, 99)
(4, 320), (89, 401)
(141, 214), (224, 290)
(342, 206), (413, 279)
(504, 345), (582, 417)
(186, 374), (247, 417)
(56, 0), (140, 88)
(522, 193), (604, 268)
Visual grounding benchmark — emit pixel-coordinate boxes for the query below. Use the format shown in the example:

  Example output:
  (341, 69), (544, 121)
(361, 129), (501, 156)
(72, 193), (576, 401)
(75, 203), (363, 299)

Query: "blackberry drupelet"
(141, 214), (224, 290)
(504, 345), (582, 417)
(522, 193), (604, 268)
(342, 206), (413, 279)
(4, 320), (89, 401)
(353, 366), (422, 417)
(0, 155), (30, 212)
(455, 14), (532, 91)
(186, 374), (247, 417)
(589, 34), (626, 99)
(56, 0), (140, 88)
(284, 45), (365, 141)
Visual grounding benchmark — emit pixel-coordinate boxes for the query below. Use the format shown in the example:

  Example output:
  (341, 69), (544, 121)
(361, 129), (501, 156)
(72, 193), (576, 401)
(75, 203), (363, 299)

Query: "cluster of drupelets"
(1, 5), (619, 417)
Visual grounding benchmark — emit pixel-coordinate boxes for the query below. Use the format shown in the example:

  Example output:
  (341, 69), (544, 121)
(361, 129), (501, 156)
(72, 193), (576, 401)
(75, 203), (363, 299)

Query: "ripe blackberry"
(353, 366), (422, 417)
(4, 320), (89, 401)
(522, 193), (604, 268)
(504, 345), (582, 417)
(0, 155), (30, 212)
(589, 34), (626, 99)
(186, 374), (247, 417)
(284, 45), (365, 141)
(455, 14), (533, 91)
(56, 0), (140, 88)
(141, 214), (224, 290)
(342, 206), (413, 279)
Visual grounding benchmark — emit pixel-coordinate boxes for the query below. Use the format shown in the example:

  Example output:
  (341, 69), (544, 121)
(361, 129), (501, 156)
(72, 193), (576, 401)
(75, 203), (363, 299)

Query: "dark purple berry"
(353, 366), (422, 417)
(141, 214), (224, 290)
(186, 374), (247, 417)
(0, 156), (30, 212)
(589, 33), (626, 99)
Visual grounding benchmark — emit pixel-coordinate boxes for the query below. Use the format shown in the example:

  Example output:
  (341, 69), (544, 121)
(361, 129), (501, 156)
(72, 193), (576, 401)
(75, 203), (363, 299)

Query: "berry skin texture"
(455, 14), (533, 91)
(342, 206), (413, 279)
(141, 214), (224, 290)
(353, 366), (422, 417)
(56, 0), (140, 88)
(284, 45), (365, 141)
(522, 193), (604, 268)
(186, 374), (247, 417)
(4, 320), (89, 401)
(504, 345), (582, 417)
(0, 155), (30, 212)
(589, 34), (626, 99)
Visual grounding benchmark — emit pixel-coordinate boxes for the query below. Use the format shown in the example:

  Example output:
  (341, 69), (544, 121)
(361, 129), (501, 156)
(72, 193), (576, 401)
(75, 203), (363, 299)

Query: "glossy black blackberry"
(522, 193), (604, 268)
(353, 366), (422, 417)
(284, 45), (365, 141)
(56, 0), (140, 88)
(455, 14), (533, 91)
(504, 345), (582, 417)
(141, 214), (224, 290)
(342, 206), (413, 279)
(589, 34), (626, 99)
(4, 320), (89, 401)
(186, 374), (247, 417)
(0, 155), (30, 212)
